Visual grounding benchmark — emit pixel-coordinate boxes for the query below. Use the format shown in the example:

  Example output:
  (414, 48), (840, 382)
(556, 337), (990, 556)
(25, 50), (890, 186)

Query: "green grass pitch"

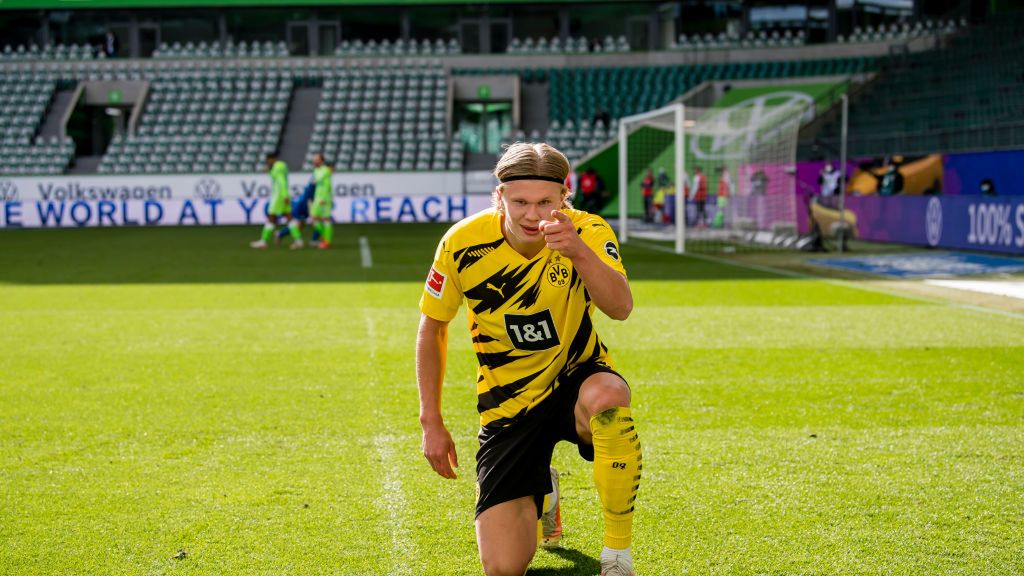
(1, 224), (1021, 575)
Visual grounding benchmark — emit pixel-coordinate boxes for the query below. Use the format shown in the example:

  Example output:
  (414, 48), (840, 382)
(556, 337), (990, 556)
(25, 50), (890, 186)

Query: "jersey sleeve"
(418, 235), (464, 322)
(578, 214), (627, 278)
(313, 168), (330, 200)
(272, 164), (289, 197)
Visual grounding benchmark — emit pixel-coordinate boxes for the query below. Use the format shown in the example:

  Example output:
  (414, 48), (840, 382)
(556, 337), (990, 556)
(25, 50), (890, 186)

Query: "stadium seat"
(810, 14), (1020, 156)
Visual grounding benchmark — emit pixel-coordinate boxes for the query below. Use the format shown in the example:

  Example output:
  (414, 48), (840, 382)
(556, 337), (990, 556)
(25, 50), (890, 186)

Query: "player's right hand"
(422, 422), (459, 479)
(539, 210), (585, 259)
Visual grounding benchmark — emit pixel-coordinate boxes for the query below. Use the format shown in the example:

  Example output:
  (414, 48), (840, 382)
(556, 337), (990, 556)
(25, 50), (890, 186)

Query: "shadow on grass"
(0, 223), (790, 285)
(528, 547), (602, 576)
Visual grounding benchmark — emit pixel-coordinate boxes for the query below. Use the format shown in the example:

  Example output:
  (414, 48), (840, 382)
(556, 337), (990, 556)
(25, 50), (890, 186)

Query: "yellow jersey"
(419, 207), (627, 429)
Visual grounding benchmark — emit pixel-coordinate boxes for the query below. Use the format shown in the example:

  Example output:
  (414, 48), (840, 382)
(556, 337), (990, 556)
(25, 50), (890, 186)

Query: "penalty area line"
(359, 236), (373, 268)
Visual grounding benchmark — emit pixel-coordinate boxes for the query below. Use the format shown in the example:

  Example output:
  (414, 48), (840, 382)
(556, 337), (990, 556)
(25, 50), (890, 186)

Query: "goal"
(617, 100), (807, 254)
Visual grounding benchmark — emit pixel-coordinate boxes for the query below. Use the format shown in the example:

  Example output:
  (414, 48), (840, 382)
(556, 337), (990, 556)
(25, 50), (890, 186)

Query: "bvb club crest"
(546, 257), (570, 288)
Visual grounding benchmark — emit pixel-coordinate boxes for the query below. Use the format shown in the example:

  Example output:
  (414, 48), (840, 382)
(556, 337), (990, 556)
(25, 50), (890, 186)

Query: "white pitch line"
(358, 236), (373, 268)
(373, 433), (415, 576)
(362, 307), (415, 576)
(627, 239), (1024, 322)
(925, 280), (1024, 300)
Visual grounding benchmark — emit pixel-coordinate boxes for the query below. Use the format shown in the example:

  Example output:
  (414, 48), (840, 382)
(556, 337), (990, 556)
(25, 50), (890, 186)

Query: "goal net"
(617, 101), (807, 254)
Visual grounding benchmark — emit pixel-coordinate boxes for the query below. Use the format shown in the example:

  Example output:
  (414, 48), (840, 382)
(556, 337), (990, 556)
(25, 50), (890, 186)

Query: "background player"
(250, 152), (290, 249)
(276, 170), (320, 249)
(416, 142), (643, 576)
(310, 153), (334, 249)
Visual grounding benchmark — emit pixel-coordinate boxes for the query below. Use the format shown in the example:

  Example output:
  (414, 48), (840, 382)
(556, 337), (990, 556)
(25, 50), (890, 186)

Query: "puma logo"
(485, 283), (506, 298)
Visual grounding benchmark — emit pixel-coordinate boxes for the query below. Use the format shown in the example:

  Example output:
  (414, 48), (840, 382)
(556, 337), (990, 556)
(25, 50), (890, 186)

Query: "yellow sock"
(590, 406), (642, 549)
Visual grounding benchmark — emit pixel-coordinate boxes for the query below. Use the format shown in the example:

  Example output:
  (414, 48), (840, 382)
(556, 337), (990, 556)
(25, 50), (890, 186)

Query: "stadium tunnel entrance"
(451, 74), (520, 169)
(63, 80), (148, 172)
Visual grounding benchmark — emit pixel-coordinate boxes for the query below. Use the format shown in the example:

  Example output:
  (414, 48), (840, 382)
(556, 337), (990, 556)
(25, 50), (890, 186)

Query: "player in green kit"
(310, 153), (334, 249)
(250, 153), (291, 249)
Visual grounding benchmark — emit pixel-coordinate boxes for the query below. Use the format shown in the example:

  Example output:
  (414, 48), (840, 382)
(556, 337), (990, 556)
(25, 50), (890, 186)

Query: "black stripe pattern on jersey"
(476, 348), (527, 370)
(565, 309), (598, 366)
(568, 266), (582, 293)
(513, 273), (543, 310)
(464, 260), (541, 315)
(476, 356), (557, 413)
(482, 405), (529, 430)
(453, 237), (505, 273)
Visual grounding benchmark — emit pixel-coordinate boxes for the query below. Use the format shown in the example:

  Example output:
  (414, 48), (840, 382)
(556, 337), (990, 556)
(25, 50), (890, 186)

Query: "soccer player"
(691, 166), (708, 228)
(712, 165), (732, 229)
(310, 153), (334, 249)
(277, 176), (319, 248)
(250, 153), (290, 249)
(818, 162), (840, 198)
(416, 142), (643, 576)
(653, 167), (673, 225)
(640, 168), (654, 223)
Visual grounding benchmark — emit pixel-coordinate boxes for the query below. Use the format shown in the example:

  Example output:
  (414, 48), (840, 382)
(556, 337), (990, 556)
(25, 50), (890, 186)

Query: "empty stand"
(506, 35), (627, 55)
(334, 38), (461, 57)
(0, 70), (74, 175)
(304, 62), (461, 172)
(472, 56), (874, 163)
(837, 18), (963, 44)
(1, 43), (101, 62)
(814, 14), (1024, 156)
(2, 13), (1018, 177)
(153, 40), (289, 59)
(98, 66), (291, 174)
(673, 29), (806, 51)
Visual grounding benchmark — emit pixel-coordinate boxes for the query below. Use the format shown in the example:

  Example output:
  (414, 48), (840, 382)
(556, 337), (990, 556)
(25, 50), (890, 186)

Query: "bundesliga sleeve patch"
(425, 266), (447, 299)
(604, 241), (620, 261)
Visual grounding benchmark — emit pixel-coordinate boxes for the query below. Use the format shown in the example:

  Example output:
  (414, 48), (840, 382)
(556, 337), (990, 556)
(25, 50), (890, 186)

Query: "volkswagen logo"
(925, 197), (942, 247)
(193, 178), (222, 201)
(690, 91), (813, 161)
(0, 179), (19, 202)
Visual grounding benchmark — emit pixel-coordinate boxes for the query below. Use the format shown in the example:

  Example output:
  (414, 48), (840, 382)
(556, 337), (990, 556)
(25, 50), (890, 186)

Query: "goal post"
(618, 103), (686, 252)
(617, 99), (807, 254)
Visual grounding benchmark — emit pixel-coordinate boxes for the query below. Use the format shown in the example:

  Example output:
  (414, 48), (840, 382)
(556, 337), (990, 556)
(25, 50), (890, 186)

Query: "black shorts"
(474, 361), (624, 519)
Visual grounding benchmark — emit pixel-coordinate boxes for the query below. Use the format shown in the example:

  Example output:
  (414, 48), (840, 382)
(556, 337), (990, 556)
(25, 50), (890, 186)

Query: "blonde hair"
(492, 142), (572, 210)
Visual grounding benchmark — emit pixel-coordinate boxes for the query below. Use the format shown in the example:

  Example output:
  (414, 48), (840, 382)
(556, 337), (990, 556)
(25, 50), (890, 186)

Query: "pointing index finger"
(550, 210), (571, 223)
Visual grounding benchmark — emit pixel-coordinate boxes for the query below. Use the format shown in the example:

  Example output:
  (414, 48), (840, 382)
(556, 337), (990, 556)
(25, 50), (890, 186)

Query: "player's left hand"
(539, 210), (585, 259)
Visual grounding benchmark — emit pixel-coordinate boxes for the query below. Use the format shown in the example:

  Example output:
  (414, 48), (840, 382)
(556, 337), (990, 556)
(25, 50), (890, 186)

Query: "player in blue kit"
(277, 175), (319, 248)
